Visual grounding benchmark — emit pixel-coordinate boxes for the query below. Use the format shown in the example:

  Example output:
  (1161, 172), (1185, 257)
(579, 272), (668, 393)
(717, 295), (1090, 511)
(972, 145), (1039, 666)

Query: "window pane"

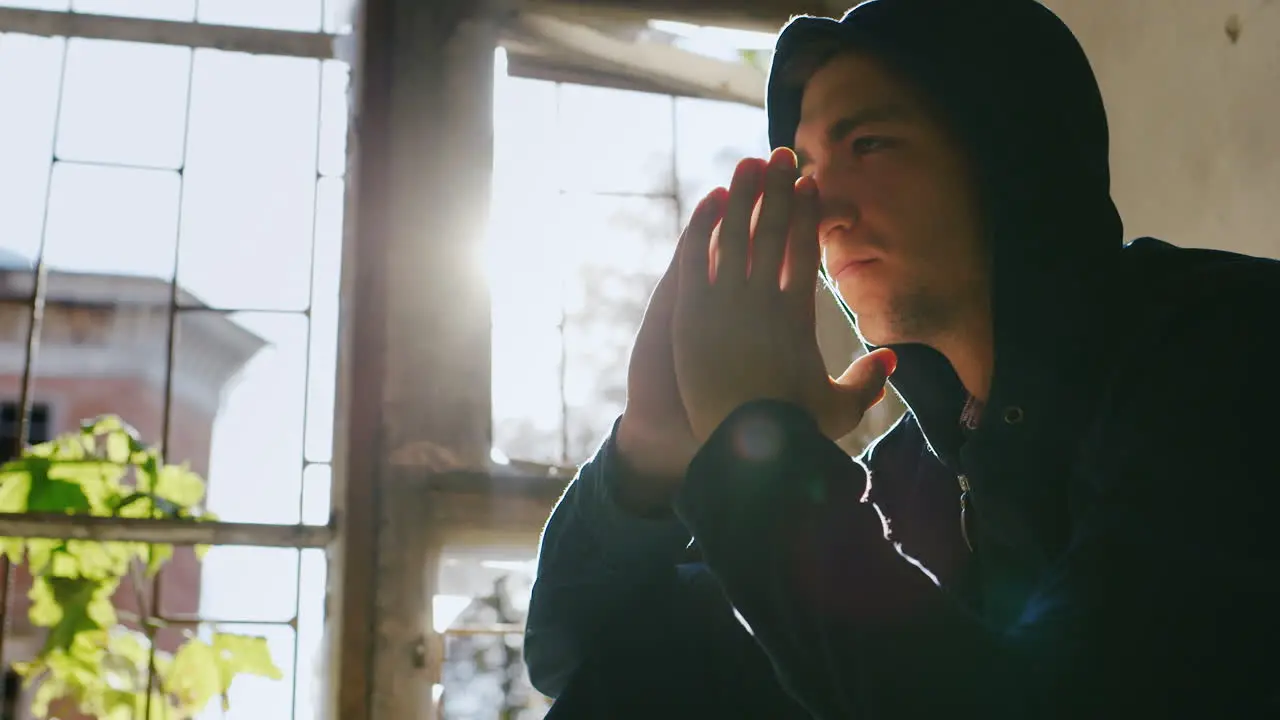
(57, 38), (191, 168)
(0, 0), (68, 10)
(196, 547), (299, 621)
(295, 548), (328, 719)
(43, 163), (181, 277)
(192, 311), (307, 524)
(562, 194), (677, 463)
(493, 75), (558, 196)
(489, 183), (568, 466)
(300, 462), (330, 525)
(556, 84), (675, 196)
(304, 178), (343, 462)
(72, 0), (196, 22)
(198, 0), (322, 32)
(674, 95), (768, 223)
(323, 0), (358, 34)
(438, 548), (546, 720)
(179, 50), (320, 310)
(318, 60), (350, 178)
(0, 34), (63, 264)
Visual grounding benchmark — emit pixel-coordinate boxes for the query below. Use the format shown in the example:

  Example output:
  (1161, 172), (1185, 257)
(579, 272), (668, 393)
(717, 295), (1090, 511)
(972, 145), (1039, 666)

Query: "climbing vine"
(0, 415), (282, 719)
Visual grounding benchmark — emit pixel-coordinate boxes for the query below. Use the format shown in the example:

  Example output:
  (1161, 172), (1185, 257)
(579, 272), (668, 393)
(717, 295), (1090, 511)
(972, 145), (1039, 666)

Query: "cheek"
(879, 165), (978, 260)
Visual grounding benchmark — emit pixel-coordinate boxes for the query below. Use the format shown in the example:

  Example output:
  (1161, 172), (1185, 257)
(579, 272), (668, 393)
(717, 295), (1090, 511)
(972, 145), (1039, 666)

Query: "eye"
(851, 136), (895, 156)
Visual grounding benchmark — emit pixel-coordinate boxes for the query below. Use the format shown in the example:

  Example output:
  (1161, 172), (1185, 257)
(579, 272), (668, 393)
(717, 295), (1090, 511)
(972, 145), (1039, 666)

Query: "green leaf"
(27, 478), (92, 513)
(0, 469), (31, 512)
(152, 464), (206, 508)
(48, 460), (126, 511)
(27, 457), (91, 514)
(28, 577), (63, 627)
(9, 415), (281, 719)
(65, 540), (126, 580)
(36, 577), (115, 655)
(136, 454), (160, 495)
(145, 543), (174, 577)
(26, 538), (58, 574)
(0, 537), (23, 564)
(168, 638), (223, 711)
(212, 633), (284, 680)
(105, 432), (130, 465)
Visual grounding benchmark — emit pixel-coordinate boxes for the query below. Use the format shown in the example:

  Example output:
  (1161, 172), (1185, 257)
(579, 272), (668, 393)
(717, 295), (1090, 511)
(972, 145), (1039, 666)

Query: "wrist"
(614, 416), (691, 515)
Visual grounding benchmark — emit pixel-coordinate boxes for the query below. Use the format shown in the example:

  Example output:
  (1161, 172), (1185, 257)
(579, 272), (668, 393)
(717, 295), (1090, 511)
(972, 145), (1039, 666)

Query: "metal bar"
(156, 613), (299, 628)
(0, 514), (333, 548)
(146, 42), (198, 720)
(291, 57), (329, 720)
(0, 34), (69, 678)
(0, 7), (339, 59)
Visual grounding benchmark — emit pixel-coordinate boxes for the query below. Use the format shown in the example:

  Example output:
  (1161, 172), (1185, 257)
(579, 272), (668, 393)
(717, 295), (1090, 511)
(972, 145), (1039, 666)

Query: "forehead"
(796, 53), (916, 135)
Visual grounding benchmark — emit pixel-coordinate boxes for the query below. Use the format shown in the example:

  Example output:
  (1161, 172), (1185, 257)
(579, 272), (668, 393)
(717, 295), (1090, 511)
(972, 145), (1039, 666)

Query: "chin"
(852, 317), (900, 348)
(840, 302), (892, 347)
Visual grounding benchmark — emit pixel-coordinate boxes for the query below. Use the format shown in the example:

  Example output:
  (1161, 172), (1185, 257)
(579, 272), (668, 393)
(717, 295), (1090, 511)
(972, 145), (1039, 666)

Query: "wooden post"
(330, 0), (501, 718)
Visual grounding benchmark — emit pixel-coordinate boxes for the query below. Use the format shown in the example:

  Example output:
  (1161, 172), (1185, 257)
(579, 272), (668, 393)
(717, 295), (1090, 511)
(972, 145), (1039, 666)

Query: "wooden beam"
(0, 7), (337, 58)
(326, 0), (387, 716)
(529, 0), (843, 33)
(0, 513), (331, 547)
(347, 0), (502, 718)
(513, 13), (767, 106)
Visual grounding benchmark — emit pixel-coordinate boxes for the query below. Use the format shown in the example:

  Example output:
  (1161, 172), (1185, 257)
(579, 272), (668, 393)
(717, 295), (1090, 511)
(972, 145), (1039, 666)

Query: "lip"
(828, 257), (880, 283)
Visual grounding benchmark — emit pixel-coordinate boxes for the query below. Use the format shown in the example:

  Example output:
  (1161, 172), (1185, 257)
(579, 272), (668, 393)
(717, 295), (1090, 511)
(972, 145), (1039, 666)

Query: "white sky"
(0, 6), (768, 717)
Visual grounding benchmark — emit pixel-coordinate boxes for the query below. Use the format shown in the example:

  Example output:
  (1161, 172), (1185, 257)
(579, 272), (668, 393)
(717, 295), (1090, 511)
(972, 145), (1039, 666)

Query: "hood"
(766, 0), (1124, 466)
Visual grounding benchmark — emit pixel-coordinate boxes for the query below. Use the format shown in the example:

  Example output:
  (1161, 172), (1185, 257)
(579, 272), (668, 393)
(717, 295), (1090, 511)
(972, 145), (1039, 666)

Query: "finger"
(782, 175), (822, 311)
(831, 348), (897, 422)
(679, 187), (729, 296)
(750, 148), (799, 290)
(716, 158), (767, 286)
(643, 220), (685, 317)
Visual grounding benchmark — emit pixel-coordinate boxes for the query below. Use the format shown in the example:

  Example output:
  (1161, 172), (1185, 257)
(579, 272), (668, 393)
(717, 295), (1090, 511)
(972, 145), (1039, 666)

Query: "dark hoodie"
(525, 0), (1280, 717)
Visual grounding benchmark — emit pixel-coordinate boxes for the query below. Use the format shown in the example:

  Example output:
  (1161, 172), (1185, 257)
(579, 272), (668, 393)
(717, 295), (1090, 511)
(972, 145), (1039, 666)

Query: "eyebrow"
(795, 103), (916, 169)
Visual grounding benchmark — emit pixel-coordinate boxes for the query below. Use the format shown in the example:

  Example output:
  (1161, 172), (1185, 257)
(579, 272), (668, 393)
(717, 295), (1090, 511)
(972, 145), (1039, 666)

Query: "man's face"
(794, 52), (987, 347)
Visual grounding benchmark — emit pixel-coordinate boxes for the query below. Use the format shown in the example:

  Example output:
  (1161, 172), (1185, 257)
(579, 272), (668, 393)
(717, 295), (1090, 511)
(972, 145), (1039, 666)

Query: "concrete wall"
(1047, 0), (1280, 259)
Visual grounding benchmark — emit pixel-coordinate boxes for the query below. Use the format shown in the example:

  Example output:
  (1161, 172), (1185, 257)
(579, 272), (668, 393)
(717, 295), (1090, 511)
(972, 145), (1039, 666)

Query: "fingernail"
(880, 350), (898, 377)
(698, 187), (728, 212)
(734, 157), (767, 182)
(794, 175), (818, 195)
(770, 147), (797, 169)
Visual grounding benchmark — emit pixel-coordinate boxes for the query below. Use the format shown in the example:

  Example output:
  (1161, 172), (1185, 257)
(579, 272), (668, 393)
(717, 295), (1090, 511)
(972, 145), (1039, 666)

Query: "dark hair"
(775, 27), (857, 87)
(777, 36), (969, 169)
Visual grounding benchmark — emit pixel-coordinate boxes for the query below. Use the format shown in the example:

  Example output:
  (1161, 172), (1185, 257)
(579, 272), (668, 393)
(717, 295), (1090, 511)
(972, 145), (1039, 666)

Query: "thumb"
(832, 348), (897, 419)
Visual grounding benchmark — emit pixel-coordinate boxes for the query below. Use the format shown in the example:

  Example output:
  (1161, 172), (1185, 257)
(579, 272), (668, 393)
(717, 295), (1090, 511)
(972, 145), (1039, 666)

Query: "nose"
(815, 181), (857, 247)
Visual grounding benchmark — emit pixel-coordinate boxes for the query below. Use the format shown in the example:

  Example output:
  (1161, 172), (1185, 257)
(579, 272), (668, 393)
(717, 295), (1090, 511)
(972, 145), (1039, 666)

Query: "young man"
(525, 0), (1280, 717)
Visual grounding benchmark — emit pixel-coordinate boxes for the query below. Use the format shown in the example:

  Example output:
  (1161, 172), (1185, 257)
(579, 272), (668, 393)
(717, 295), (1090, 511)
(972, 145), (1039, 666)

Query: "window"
(0, 8), (349, 719)
(1, 667), (18, 720)
(466, 54), (772, 720)
(488, 67), (770, 469)
(0, 402), (50, 464)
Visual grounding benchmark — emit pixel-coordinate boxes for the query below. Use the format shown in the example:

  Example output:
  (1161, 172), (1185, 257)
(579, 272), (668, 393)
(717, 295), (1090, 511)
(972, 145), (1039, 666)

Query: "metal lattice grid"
(0, 5), (350, 718)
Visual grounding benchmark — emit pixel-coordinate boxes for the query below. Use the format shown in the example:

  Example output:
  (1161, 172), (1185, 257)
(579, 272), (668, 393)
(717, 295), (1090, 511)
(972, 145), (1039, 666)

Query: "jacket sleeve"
(523, 419), (692, 698)
(671, 286), (1280, 718)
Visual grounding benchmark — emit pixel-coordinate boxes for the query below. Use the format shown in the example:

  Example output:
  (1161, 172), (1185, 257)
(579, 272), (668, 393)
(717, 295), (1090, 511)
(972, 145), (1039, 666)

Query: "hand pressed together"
(672, 148), (896, 443)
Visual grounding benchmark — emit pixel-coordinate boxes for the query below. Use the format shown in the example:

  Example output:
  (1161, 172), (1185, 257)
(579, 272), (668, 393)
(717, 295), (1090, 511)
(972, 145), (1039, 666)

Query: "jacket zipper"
(957, 474), (973, 552)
